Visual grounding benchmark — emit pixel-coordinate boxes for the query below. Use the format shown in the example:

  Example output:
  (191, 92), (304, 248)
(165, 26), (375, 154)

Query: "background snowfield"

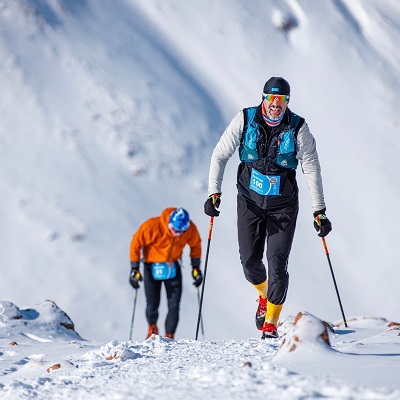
(0, 0), (400, 397)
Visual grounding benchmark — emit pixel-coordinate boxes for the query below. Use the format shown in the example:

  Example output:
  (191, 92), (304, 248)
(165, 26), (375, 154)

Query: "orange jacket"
(130, 208), (202, 266)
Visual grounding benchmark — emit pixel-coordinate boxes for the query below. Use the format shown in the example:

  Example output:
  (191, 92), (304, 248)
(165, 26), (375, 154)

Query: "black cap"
(263, 77), (290, 95)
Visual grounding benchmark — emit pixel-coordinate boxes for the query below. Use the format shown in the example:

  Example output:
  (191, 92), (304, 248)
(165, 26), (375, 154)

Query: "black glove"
(313, 209), (332, 237)
(129, 268), (143, 289)
(204, 194), (221, 217)
(192, 267), (203, 287)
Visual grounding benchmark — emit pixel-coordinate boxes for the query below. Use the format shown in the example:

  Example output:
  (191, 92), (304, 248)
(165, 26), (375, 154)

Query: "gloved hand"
(204, 194), (221, 217)
(192, 267), (203, 287)
(129, 268), (143, 289)
(313, 209), (332, 237)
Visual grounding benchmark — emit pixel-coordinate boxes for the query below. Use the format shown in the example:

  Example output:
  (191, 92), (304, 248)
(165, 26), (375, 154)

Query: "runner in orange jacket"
(129, 207), (202, 339)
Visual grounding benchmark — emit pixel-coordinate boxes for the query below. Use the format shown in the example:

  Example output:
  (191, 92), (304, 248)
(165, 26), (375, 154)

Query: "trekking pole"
(129, 289), (139, 340)
(196, 287), (205, 338)
(319, 235), (348, 328)
(195, 214), (215, 340)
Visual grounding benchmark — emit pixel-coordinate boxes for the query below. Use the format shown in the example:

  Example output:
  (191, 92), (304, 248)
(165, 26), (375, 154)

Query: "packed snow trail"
(2, 335), (397, 400)
(1, 301), (400, 399)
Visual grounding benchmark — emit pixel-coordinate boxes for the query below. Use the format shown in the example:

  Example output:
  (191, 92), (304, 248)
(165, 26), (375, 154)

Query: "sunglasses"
(263, 93), (290, 103)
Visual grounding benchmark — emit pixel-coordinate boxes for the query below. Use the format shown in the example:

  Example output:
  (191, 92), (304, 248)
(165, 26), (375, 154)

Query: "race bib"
(249, 168), (280, 196)
(151, 262), (177, 280)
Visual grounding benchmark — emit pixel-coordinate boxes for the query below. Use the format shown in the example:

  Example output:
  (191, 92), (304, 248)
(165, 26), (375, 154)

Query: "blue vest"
(239, 107), (302, 170)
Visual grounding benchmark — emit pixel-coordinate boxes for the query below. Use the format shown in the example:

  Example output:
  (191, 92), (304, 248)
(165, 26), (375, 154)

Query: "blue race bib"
(151, 262), (177, 280)
(249, 168), (281, 195)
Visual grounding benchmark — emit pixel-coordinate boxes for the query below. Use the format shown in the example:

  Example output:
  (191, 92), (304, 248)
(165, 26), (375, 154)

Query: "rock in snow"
(276, 311), (332, 356)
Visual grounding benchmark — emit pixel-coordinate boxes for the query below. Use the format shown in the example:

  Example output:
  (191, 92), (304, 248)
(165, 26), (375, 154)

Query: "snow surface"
(1, 0), (400, 397)
(0, 301), (399, 399)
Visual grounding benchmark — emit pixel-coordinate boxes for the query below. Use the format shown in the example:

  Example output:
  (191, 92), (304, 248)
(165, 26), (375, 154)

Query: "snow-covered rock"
(275, 311), (331, 358)
(0, 300), (81, 341)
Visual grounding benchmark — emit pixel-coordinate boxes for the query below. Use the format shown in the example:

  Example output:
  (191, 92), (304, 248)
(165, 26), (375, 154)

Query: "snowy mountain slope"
(0, 301), (399, 399)
(0, 0), (400, 345)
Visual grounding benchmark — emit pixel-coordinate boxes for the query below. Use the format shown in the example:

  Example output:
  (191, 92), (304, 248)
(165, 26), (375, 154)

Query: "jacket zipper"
(258, 124), (270, 173)
(166, 237), (175, 262)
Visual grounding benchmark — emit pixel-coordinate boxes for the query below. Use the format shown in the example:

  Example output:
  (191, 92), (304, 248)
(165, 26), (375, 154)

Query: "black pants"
(143, 263), (182, 335)
(237, 195), (298, 305)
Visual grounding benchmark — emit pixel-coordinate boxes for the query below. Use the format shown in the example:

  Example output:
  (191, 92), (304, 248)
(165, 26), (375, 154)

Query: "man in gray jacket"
(204, 77), (332, 339)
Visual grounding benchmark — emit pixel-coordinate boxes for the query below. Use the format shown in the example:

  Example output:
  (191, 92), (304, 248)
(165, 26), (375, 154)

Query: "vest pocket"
(275, 130), (298, 169)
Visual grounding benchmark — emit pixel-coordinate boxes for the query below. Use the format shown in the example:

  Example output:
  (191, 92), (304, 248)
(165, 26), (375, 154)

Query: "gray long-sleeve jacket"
(207, 109), (326, 212)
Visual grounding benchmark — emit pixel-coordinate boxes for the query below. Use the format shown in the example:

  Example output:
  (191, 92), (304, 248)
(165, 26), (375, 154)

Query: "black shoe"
(255, 296), (267, 330)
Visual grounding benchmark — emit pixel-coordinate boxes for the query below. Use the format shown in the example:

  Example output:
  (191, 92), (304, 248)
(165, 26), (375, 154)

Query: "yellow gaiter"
(265, 301), (283, 326)
(253, 279), (268, 298)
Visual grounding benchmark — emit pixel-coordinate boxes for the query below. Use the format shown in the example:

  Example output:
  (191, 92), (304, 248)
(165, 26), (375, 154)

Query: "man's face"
(168, 223), (184, 237)
(263, 94), (290, 120)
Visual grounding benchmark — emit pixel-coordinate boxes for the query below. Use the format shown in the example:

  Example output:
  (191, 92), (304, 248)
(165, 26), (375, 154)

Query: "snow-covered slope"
(1, 0), (400, 346)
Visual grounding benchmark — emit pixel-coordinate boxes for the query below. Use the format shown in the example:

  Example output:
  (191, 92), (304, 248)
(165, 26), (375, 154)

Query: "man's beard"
(267, 105), (284, 121)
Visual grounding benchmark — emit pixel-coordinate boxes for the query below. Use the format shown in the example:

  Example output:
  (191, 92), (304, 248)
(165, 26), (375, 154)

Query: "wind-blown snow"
(1, 0), (400, 397)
